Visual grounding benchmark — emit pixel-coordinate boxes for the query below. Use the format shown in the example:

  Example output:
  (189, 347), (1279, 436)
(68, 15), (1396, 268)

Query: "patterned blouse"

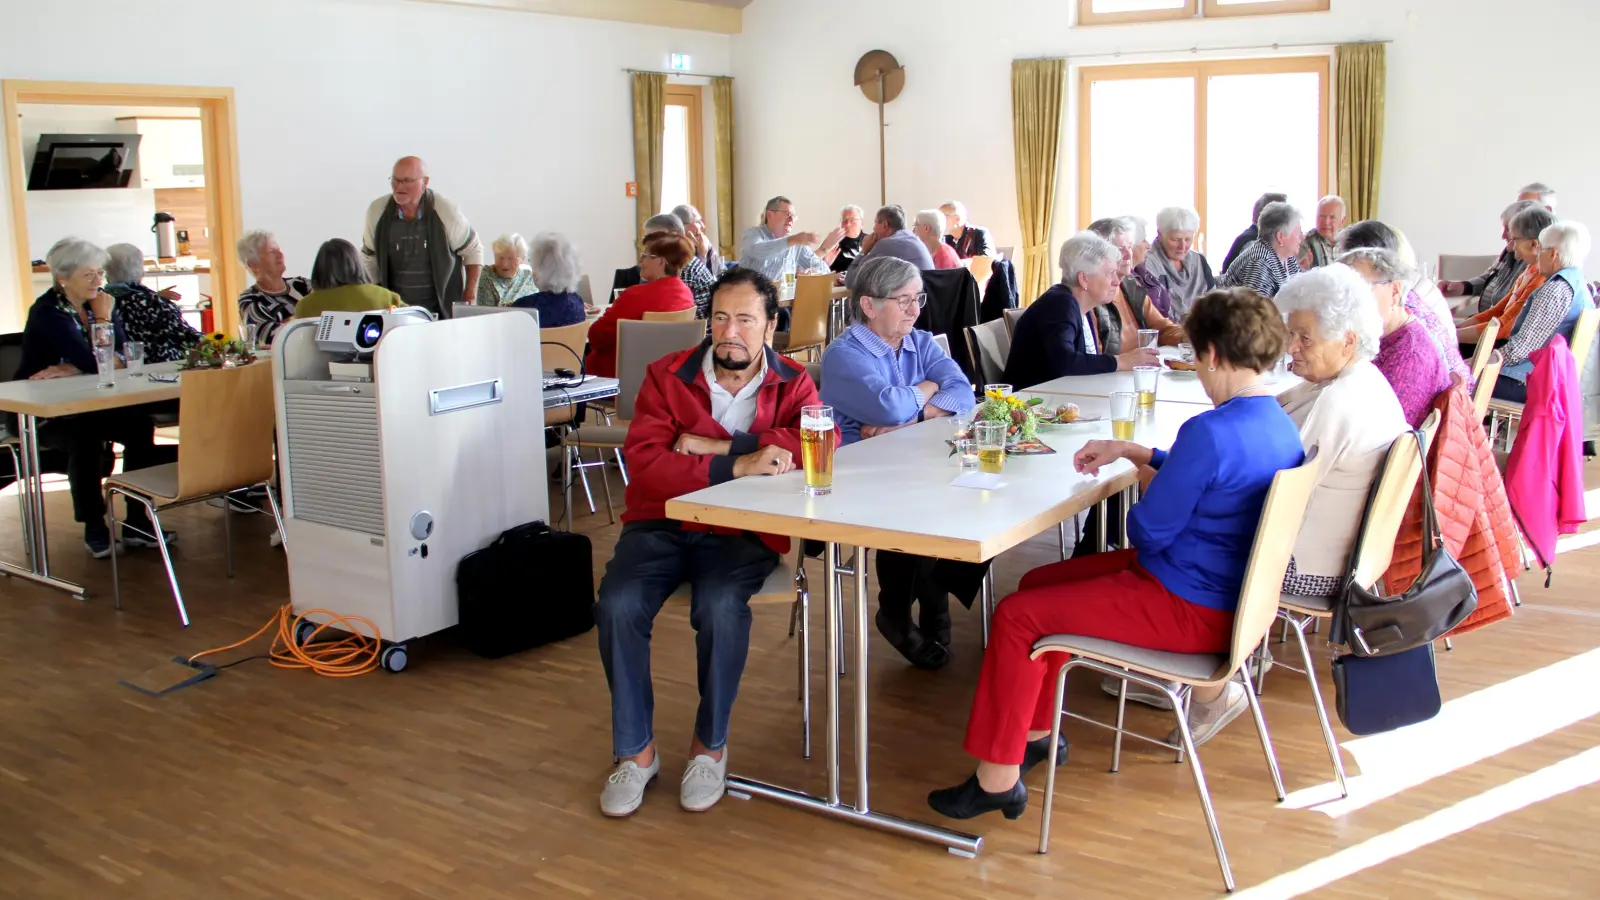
(1219, 238), (1300, 298)
(478, 266), (537, 307)
(106, 283), (202, 364)
(681, 257), (717, 319)
(238, 276), (312, 346)
(1501, 277), (1577, 370)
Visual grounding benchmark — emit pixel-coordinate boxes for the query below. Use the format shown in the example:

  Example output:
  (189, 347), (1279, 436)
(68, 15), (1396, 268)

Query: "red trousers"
(962, 550), (1235, 765)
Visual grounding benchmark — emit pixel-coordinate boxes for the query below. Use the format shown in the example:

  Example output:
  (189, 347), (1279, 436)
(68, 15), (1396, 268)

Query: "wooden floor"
(2, 462), (1600, 899)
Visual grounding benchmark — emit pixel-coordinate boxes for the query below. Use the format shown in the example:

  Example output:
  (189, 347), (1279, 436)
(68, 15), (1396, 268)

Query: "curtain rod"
(622, 68), (732, 78)
(1019, 38), (1390, 61)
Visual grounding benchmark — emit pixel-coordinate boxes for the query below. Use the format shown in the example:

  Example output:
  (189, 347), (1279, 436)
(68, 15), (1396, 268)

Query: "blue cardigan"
(1130, 395), (1305, 611)
(820, 324), (974, 445)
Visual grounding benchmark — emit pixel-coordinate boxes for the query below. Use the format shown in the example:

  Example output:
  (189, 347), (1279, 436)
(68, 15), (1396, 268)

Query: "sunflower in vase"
(976, 388), (1045, 445)
(182, 332), (257, 370)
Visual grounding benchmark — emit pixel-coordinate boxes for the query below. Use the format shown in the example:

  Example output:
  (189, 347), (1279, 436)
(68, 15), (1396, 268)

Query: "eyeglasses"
(869, 292), (928, 310)
(75, 269), (106, 281)
(389, 176), (424, 186)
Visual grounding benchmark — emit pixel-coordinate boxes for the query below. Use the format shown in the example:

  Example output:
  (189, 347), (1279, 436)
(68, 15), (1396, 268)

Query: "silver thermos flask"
(153, 211), (177, 258)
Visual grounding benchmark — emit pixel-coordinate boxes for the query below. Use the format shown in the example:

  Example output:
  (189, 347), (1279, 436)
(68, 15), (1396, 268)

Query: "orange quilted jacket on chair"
(1381, 377), (1521, 635)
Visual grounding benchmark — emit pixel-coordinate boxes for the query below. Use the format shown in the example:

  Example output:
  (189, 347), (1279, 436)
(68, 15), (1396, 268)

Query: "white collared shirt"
(703, 347), (767, 435)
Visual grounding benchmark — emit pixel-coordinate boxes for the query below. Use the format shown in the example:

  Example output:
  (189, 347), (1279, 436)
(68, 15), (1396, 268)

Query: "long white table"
(0, 361), (187, 598)
(666, 397), (1208, 855)
(1028, 348), (1301, 406)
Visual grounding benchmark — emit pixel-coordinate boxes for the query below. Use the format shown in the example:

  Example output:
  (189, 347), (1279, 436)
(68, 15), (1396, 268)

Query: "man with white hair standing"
(1140, 206), (1215, 320)
(939, 201), (997, 260)
(236, 230), (311, 346)
(361, 156), (484, 318)
(1219, 201), (1303, 298)
(1301, 195), (1346, 269)
(1003, 231), (1158, 390)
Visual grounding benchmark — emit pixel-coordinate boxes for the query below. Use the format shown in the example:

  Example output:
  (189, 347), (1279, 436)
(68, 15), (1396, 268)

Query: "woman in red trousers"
(928, 288), (1306, 820)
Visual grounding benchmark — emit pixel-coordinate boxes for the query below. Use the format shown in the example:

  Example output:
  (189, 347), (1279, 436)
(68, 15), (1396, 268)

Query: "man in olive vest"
(361, 156), (483, 318)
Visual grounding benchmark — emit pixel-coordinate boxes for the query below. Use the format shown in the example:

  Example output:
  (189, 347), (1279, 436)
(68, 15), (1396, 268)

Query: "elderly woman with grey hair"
(512, 232), (588, 328)
(1004, 231), (1152, 389)
(236, 229), (311, 346)
(477, 232), (536, 307)
(1342, 248), (1452, 427)
(914, 209), (962, 269)
(1273, 264), (1407, 597)
(1142, 206), (1216, 320)
(1492, 219), (1594, 402)
(1220, 201), (1303, 298)
(103, 242), (201, 363)
(16, 237), (172, 557)
(820, 256), (983, 667)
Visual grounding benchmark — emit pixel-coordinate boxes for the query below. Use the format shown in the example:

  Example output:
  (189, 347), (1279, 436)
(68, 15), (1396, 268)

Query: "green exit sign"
(670, 54), (692, 72)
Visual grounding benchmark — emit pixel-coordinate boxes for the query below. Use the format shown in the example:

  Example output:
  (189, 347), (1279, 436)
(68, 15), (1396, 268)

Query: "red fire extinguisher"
(198, 295), (215, 334)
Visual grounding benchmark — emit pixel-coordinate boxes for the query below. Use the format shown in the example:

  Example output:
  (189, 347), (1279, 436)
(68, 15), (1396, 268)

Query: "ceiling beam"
(404, 0), (741, 34)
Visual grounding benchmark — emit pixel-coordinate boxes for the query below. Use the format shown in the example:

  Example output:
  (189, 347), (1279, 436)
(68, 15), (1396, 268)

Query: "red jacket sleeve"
(622, 362), (718, 507)
(757, 365), (819, 456)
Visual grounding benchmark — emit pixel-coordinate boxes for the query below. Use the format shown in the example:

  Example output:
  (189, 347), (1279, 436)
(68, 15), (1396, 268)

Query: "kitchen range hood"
(27, 133), (142, 190)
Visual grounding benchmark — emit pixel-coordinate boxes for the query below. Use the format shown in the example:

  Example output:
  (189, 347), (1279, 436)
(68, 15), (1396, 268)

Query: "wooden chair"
(1488, 307), (1600, 447)
(1473, 357), (1502, 419)
(963, 319), (1010, 385)
(966, 255), (995, 290)
(576, 273), (594, 308)
(104, 362), (284, 626)
(561, 320), (704, 528)
(1002, 306), (1025, 338)
(1035, 453), (1322, 893)
(996, 246), (1015, 263)
(541, 319), (596, 428)
(1468, 317), (1500, 383)
(1267, 413), (1437, 799)
(775, 274), (832, 360)
(642, 307), (697, 323)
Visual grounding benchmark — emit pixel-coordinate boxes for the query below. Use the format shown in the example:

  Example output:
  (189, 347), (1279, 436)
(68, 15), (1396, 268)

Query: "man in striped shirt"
(1220, 201), (1303, 298)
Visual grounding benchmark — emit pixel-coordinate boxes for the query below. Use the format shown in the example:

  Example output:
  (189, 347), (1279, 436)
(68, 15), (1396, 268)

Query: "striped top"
(1219, 238), (1300, 298)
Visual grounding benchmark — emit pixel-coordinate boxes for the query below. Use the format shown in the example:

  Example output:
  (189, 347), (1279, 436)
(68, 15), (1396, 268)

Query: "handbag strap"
(1342, 428), (1439, 585)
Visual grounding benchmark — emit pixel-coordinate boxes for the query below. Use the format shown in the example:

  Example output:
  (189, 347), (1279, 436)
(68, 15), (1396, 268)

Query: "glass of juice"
(1133, 365), (1160, 410)
(800, 405), (836, 495)
(1110, 391), (1137, 440)
(974, 421), (1007, 474)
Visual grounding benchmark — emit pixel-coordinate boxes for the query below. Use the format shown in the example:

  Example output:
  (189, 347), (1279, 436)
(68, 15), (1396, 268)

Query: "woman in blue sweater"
(928, 287), (1306, 821)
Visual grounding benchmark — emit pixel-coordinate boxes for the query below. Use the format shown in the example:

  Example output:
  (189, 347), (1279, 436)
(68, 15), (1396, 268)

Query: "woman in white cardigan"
(1274, 264), (1409, 596)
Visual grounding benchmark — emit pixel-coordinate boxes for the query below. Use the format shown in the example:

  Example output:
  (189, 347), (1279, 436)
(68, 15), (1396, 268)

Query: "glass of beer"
(1133, 365), (1160, 410)
(1110, 391), (1137, 440)
(800, 404), (836, 495)
(1137, 328), (1159, 351)
(974, 421), (1007, 474)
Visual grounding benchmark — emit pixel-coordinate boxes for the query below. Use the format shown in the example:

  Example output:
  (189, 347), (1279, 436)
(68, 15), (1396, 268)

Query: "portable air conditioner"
(272, 311), (547, 664)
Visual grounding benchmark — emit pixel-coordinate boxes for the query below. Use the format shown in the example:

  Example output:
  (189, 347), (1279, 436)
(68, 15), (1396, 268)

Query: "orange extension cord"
(188, 605), (385, 677)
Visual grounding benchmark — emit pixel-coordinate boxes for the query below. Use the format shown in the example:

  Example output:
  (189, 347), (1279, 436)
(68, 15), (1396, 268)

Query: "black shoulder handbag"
(1330, 430), (1479, 658)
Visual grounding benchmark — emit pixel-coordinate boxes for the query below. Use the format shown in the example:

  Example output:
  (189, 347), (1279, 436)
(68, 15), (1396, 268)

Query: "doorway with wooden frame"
(2, 80), (245, 336)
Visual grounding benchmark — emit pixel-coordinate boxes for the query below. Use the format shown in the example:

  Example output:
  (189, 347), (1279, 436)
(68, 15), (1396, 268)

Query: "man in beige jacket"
(361, 156), (483, 318)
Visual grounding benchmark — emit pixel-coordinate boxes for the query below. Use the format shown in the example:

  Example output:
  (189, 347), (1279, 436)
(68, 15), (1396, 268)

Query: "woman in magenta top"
(1344, 248), (1452, 427)
(585, 232), (696, 378)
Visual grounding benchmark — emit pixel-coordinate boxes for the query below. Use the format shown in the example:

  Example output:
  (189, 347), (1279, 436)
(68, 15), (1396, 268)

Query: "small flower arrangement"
(182, 332), (257, 370)
(977, 388), (1045, 443)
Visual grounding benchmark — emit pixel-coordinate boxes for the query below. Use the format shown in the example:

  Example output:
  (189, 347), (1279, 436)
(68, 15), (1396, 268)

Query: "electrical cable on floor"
(187, 605), (384, 677)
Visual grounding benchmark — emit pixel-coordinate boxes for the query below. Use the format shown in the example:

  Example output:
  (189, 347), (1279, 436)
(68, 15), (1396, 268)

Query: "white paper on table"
(950, 472), (1006, 490)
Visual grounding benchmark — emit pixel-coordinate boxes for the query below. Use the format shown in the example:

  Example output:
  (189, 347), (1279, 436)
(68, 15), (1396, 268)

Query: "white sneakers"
(1168, 680), (1250, 748)
(599, 750), (728, 817)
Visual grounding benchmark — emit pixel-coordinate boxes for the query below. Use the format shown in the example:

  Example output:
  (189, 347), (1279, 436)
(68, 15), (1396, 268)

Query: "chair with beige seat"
(773, 273), (832, 360)
(561, 319), (705, 528)
(1468, 318), (1500, 383)
(1034, 452), (1322, 893)
(642, 308), (697, 323)
(541, 318), (595, 429)
(963, 319), (1010, 385)
(105, 362), (284, 627)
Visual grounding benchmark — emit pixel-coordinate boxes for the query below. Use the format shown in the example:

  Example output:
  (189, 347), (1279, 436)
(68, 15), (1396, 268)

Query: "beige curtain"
(1335, 43), (1386, 222)
(712, 76), (736, 262)
(631, 72), (667, 238)
(1011, 59), (1065, 305)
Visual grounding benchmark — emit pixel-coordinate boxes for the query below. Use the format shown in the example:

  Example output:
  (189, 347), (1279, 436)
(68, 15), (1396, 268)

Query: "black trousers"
(874, 550), (990, 642)
(38, 408), (161, 526)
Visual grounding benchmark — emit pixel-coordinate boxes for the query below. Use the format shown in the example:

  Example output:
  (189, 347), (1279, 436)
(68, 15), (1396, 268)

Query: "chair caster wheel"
(381, 645), (408, 673)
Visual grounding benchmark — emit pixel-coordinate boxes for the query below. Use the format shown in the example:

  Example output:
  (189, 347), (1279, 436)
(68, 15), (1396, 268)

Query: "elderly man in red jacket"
(596, 267), (819, 819)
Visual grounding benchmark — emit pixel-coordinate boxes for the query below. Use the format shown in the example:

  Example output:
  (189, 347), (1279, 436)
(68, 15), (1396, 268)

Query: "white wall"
(0, 0), (731, 328)
(732, 0), (1600, 285)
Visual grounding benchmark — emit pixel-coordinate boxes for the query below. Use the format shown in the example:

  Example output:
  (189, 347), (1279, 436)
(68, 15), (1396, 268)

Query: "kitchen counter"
(30, 261), (211, 275)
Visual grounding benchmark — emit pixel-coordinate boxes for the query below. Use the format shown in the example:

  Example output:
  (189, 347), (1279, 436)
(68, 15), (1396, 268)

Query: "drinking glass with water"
(124, 341), (145, 378)
(92, 323), (116, 388)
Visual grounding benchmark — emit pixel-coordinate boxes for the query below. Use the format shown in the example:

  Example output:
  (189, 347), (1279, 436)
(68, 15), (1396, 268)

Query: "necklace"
(1220, 382), (1270, 404)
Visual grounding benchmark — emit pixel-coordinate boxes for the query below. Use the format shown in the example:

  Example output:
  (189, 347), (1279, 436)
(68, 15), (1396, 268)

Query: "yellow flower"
(208, 332), (228, 343)
(984, 389), (1004, 401)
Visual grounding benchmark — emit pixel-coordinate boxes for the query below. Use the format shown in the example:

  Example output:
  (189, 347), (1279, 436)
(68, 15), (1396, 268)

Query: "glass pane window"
(660, 104), (690, 216)
(1086, 77), (1195, 239)
(1203, 71), (1322, 269)
(1092, 0), (1185, 10)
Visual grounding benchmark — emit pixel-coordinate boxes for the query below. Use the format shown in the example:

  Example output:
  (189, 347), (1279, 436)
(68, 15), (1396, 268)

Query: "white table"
(0, 362), (186, 598)
(1028, 348), (1301, 406)
(665, 398), (1207, 855)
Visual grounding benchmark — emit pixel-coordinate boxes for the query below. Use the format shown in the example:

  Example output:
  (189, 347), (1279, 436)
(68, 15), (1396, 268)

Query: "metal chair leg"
(575, 449), (597, 515)
(594, 447), (617, 525)
(1240, 669), (1286, 801)
(223, 493), (234, 579)
(107, 486), (123, 610)
(1057, 521), (1068, 561)
(1111, 675), (1129, 773)
(1289, 615), (1348, 798)
(614, 448), (629, 486)
(4, 444), (31, 563)
(1039, 664), (1071, 854)
(120, 494), (188, 627)
(263, 483), (289, 553)
(797, 568), (811, 761)
(1172, 693), (1235, 892)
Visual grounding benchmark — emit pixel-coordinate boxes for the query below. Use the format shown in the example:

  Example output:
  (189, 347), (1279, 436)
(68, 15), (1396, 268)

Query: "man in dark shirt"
(1004, 231), (1158, 390)
(940, 200), (998, 260)
(1220, 191), (1287, 273)
(829, 205), (865, 273)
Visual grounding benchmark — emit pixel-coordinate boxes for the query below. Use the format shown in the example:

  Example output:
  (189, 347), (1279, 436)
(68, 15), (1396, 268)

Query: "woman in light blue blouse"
(821, 256), (984, 669)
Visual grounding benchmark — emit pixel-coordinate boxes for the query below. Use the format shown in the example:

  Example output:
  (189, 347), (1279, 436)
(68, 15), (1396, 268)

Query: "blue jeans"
(595, 521), (780, 758)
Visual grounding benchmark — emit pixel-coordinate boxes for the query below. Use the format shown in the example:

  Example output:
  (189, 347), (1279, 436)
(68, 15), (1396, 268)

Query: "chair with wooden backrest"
(576, 274), (594, 308)
(541, 319), (596, 428)
(1488, 306), (1600, 447)
(963, 319), (1010, 385)
(1034, 453), (1322, 893)
(775, 274), (832, 360)
(997, 246), (1015, 263)
(562, 319), (705, 528)
(1437, 254), (1498, 283)
(642, 307), (697, 323)
(104, 362), (283, 626)
(1268, 412), (1436, 799)
(1002, 306), (1025, 338)
(932, 333), (951, 357)
(1473, 357), (1502, 419)
(966, 255), (995, 291)
(1468, 317), (1500, 383)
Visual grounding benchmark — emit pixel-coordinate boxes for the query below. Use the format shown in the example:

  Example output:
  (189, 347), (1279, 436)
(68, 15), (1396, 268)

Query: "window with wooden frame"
(1077, 0), (1329, 27)
(661, 84), (705, 217)
(1076, 56), (1329, 271)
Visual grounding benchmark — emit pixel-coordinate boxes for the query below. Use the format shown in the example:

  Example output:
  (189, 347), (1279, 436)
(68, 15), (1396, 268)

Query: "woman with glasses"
(1342, 248), (1453, 427)
(1456, 206), (1554, 358)
(584, 232), (695, 378)
(1490, 219), (1593, 402)
(820, 257), (985, 669)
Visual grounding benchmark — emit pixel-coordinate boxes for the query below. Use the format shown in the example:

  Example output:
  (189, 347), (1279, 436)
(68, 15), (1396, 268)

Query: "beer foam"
(801, 415), (834, 430)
